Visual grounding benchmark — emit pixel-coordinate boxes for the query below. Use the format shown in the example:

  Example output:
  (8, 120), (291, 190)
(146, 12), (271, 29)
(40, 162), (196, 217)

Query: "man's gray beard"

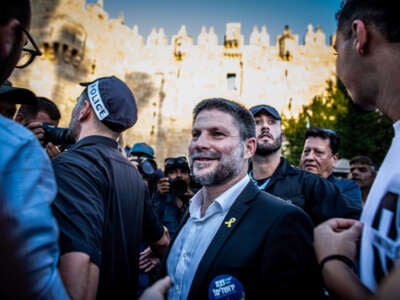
(255, 137), (282, 156)
(192, 143), (244, 187)
(193, 167), (237, 187)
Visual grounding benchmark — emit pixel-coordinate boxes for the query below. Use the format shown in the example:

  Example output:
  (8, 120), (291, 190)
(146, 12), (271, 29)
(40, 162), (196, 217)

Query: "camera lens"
(170, 177), (188, 198)
(140, 159), (156, 176)
(42, 123), (75, 145)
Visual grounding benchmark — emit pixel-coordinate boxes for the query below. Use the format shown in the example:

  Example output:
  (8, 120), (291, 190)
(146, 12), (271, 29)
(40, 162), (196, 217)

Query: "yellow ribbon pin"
(225, 217), (236, 228)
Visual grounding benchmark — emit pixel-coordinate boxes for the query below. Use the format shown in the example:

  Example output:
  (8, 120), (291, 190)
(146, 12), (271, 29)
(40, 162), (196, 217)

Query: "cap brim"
(79, 78), (99, 87)
(0, 86), (37, 104)
(249, 106), (281, 120)
(249, 107), (264, 116)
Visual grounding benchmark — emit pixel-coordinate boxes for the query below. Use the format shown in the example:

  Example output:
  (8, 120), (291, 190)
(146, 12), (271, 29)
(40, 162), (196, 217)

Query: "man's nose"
(191, 132), (210, 149)
(305, 152), (317, 161)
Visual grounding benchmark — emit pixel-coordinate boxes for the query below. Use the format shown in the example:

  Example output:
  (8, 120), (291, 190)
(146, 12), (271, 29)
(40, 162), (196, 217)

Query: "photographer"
(128, 142), (165, 296)
(152, 156), (199, 240)
(15, 97), (75, 159)
(129, 142), (162, 197)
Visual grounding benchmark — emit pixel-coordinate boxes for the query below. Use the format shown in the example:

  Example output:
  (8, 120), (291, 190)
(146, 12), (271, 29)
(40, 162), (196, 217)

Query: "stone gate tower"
(10, 0), (337, 164)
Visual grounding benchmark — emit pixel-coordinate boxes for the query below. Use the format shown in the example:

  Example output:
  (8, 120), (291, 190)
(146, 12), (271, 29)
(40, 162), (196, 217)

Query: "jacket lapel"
(188, 182), (260, 296)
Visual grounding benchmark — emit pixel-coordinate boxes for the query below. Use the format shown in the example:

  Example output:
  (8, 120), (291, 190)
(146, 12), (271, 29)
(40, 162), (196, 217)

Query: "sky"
(86, 0), (342, 45)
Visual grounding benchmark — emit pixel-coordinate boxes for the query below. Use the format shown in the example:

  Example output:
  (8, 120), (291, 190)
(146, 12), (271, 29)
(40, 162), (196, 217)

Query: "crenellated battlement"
(13, 0), (337, 163)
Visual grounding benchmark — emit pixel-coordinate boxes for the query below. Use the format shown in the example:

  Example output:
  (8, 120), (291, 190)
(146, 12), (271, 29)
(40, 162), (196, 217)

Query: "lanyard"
(249, 171), (270, 190)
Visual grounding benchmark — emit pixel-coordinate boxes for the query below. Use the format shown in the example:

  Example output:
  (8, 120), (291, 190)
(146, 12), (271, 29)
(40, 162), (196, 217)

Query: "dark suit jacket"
(163, 182), (325, 299)
(252, 157), (362, 225)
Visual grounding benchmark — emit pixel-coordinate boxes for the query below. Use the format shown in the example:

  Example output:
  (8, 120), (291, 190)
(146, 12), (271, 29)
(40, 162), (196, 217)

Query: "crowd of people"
(1, 0), (399, 299)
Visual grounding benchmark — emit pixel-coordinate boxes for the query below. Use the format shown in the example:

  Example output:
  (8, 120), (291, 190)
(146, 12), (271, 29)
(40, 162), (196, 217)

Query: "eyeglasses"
(164, 156), (188, 169)
(16, 27), (42, 69)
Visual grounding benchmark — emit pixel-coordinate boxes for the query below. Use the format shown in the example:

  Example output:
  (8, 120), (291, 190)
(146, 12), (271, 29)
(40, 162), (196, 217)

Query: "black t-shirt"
(52, 135), (164, 298)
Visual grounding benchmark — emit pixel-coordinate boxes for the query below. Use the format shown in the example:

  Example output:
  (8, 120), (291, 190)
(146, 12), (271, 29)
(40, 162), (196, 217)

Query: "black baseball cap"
(249, 104), (281, 120)
(0, 81), (37, 104)
(80, 76), (137, 132)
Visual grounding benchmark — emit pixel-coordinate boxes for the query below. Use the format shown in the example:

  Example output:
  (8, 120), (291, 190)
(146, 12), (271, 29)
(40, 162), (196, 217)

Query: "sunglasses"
(164, 156), (188, 169)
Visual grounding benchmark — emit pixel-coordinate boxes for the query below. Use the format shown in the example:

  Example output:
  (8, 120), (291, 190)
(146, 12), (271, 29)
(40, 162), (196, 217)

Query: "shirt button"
(175, 286), (180, 292)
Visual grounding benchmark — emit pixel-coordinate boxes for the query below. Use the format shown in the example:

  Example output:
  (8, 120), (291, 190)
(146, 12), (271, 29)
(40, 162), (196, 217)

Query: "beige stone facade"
(10, 0), (337, 165)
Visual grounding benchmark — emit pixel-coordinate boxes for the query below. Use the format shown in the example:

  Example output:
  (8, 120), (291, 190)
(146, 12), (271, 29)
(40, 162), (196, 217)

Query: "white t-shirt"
(360, 120), (400, 291)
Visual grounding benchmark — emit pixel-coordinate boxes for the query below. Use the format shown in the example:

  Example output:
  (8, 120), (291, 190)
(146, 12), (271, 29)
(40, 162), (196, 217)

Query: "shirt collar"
(71, 135), (118, 150)
(189, 175), (250, 217)
(394, 120), (400, 138)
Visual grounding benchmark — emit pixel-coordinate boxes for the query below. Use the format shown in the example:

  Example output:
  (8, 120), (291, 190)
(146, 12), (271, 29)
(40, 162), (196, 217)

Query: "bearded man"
(163, 98), (325, 299)
(248, 104), (361, 225)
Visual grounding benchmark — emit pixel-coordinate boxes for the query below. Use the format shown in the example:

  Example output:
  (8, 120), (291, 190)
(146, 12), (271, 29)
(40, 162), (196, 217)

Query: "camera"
(169, 177), (188, 200)
(42, 123), (75, 146)
(135, 156), (157, 177)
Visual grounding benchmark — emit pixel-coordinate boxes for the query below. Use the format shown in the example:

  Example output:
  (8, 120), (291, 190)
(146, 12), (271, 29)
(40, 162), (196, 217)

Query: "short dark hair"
(0, 0), (31, 28)
(305, 127), (340, 155)
(336, 0), (400, 42)
(349, 155), (378, 172)
(193, 98), (255, 141)
(17, 97), (61, 122)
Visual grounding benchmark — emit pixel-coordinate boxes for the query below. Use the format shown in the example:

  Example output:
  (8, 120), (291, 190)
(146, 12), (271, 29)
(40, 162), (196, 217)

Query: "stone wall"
(10, 0), (337, 165)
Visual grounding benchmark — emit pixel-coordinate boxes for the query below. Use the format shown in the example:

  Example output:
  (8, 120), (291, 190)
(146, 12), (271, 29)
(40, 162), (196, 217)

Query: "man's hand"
(184, 188), (194, 199)
(314, 218), (363, 263)
(25, 122), (46, 145)
(46, 142), (61, 160)
(139, 246), (161, 273)
(157, 177), (170, 194)
(139, 276), (172, 300)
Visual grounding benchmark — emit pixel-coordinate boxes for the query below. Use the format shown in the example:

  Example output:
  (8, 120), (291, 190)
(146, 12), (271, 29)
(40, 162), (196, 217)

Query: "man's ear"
(352, 19), (368, 55)
(332, 153), (339, 164)
(0, 19), (20, 59)
(78, 101), (92, 121)
(244, 137), (257, 159)
(14, 112), (24, 124)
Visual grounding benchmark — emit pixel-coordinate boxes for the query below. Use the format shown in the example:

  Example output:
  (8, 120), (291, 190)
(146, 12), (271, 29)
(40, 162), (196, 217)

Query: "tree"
(282, 79), (393, 167)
